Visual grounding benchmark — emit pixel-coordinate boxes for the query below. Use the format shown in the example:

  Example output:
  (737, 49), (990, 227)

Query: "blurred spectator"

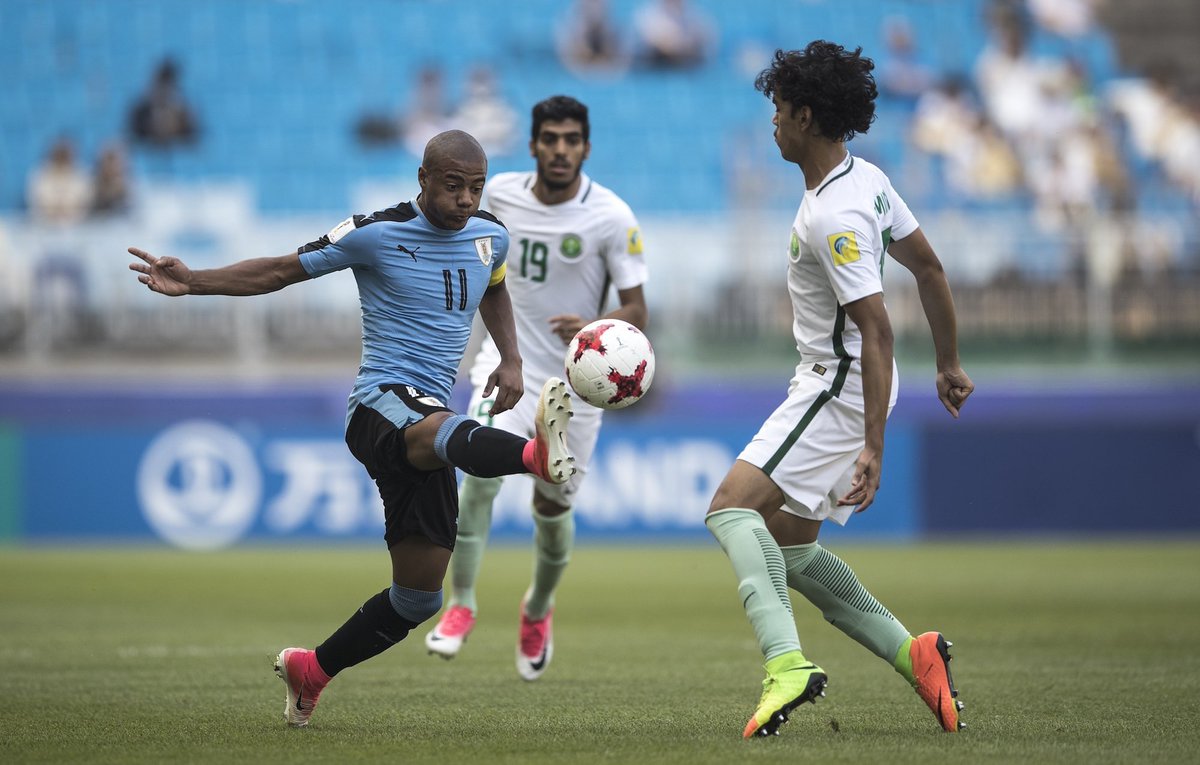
(26, 137), (92, 224)
(556, 0), (631, 77)
(450, 67), (519, 157)
(974, 12), (1062, 150)
(959, 115), (1024, 200)
(633, 0), (714, 70)
(1158, 94), (1200, 207)
(911, 76), (978, 159)
(91, 142), (132, 217)
(1109, 63), (1200, 207)
(1027, 0), (1096, 39)
(129, 58), (199, 148)
(1107, 64), (1179, 162)
(401, 65), (453, 157)
(877, 17), (935, 105)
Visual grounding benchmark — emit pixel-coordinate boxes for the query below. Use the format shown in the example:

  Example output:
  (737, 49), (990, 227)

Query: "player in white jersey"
(425, 96), (649, 680)
(704, 42), (975, 738)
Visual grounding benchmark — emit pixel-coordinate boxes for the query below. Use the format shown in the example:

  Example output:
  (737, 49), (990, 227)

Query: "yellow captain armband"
(488, 262), (507, 287)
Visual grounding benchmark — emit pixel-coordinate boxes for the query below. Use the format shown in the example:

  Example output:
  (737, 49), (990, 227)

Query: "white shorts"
(737, 358), (897, 525)
(466, 376), (603, 506)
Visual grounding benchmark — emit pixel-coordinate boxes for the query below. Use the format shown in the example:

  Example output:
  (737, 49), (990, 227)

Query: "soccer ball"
(563, 319), (655, 410)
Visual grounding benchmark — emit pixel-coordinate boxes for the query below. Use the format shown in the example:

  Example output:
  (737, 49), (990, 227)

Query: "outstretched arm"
(886, 229), (975, 417)
(128, 247), (311, 297)
(477, 278), (524, 415)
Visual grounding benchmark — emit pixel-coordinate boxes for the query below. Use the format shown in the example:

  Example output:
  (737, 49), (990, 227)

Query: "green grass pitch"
(2, 541), (1198, 764)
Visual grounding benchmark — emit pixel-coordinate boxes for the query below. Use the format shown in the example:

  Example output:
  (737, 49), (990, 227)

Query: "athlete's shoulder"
(298, 208), (395, 254)
(847, 155), (892, 188)
(361, 201), (420, 225)
(470, 208), (507, 231)
(579, 176), (637, 221)
(815, 158), (889, 213)
(486, 171), (532, 196)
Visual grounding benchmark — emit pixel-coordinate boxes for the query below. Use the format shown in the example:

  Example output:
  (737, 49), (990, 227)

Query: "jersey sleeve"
(885, 179), (919, 241)
(602, 201), (649, 291)
(297, 215), (378, 277)
(488, 226), (510, 287)
(811, 207), (883, 306)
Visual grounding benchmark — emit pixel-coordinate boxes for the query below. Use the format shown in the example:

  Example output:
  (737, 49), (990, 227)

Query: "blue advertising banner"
(2, 380), (1197, 547)
(0, 380), (919, 547)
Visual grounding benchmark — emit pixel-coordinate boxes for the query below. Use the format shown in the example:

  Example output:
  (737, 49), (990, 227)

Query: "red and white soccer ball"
(563, 319), (655, 410)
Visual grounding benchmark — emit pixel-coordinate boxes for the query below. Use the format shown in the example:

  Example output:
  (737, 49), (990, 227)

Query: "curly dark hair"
(754, 41), (877, 142)
(531, 95), (590, 142)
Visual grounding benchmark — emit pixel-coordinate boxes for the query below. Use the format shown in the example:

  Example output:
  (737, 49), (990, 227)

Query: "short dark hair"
(755, 41), (877, 142)
(531, 95), (590, 142)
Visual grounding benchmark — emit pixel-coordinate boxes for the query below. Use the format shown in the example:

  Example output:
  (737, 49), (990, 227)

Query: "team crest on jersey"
(627, 227), (643, 255)
(327, 217), (356, 244)
(474, 237), (494, 265)
(827, 231), (861, 266)
(560, 234), (583, 259)
(789, 230), (801, 262)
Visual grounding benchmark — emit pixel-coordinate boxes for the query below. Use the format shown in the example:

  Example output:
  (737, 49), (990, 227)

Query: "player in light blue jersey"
(128, 130), (578, 728)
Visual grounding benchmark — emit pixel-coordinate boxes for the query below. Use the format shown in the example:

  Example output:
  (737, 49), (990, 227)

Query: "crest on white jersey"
(327, 217), (356, 244)
(474, 237), (493, 265)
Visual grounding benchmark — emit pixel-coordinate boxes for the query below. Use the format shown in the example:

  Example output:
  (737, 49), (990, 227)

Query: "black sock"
(444, 421), (528, 477)
(314, 589), (417, 677)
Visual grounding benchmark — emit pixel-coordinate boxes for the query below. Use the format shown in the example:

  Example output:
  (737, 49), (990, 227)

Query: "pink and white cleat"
(526, 377), (576, 485)
(274, 647), (330, 728)
(516, 599), (554, 682)
(424, 605), (477, 659)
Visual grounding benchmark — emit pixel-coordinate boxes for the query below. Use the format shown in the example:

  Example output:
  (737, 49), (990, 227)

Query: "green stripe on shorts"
(762, 307), (854, 476)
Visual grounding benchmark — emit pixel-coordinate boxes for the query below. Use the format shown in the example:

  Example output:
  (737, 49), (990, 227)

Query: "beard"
(538, 164), (581, 191)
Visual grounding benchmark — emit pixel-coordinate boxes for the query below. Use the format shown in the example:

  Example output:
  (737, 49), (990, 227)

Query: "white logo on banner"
(137, 421), (262, 550)
(264, 440), (381, 534)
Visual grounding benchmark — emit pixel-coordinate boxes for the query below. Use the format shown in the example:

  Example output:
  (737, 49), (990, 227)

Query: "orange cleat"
(909, 632), (965, 732)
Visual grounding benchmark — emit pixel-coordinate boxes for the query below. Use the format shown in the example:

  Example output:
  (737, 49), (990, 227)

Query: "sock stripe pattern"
(752, 526), (794, 616)
(800, 547), (894, 618)
(433, 415), (475, 463)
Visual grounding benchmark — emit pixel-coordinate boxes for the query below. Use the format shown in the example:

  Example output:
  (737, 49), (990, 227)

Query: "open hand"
(128, 247), (192, 296)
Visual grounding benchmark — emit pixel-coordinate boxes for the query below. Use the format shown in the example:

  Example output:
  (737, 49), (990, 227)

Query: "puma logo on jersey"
(397, 244), (420, 260)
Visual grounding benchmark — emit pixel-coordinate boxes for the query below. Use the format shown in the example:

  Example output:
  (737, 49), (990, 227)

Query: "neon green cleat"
(742, 652), (828, 738)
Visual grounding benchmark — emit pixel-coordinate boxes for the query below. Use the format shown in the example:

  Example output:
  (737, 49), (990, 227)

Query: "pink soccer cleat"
(525, 377), (576, 485)
(274, 647), (330, 728)
(424, 605), (477, 659)
(516, 598), (554, 681)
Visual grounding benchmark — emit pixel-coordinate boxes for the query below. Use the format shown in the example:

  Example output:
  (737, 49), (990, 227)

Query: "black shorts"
(345, 384), (458, 550)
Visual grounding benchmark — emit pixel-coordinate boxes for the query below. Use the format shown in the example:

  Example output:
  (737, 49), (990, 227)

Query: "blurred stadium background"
(1, 0), (1198, 547)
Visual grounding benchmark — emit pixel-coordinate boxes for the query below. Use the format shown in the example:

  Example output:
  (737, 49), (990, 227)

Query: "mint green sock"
(524, 508), (574, 620)
(706, 508), (802, 661)
(448, 475), (502, 613)
(782, 542), (910, 666)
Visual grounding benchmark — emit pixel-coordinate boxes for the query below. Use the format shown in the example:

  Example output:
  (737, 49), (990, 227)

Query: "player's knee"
(388, 583), (444, 625)
(532, 491), (570, 518)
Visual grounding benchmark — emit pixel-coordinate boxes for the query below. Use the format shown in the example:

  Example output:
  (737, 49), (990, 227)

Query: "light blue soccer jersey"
(297, 200), (509, 420)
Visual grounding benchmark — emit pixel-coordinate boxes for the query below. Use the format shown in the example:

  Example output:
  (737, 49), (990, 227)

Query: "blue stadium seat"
(0, 0), (1144, 217)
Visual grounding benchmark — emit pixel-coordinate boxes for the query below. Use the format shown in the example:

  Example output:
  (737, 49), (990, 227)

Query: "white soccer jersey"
(470, 171), (648, 385)
(787, 153), (918, 365)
